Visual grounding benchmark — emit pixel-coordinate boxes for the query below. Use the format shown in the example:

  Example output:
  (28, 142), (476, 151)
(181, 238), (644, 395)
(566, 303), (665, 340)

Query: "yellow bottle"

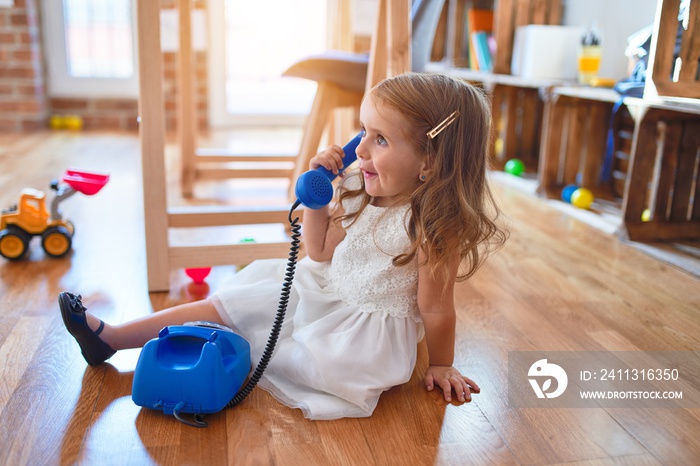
(578, 45), (602, 85)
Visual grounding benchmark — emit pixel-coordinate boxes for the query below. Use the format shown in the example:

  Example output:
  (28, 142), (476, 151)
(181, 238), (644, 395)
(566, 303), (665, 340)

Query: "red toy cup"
(185, 267), (211, 284)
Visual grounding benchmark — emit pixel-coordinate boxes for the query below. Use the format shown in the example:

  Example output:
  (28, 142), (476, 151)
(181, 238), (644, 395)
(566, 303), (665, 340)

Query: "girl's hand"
(424, 365), (480, 403)
(309, 145), (346, 175)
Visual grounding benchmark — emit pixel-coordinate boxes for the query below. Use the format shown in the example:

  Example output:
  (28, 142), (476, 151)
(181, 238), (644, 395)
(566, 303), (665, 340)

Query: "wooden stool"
(137, 1), (301, 291)
(135, 0), (432, 291)
(282, 52), (368, 194)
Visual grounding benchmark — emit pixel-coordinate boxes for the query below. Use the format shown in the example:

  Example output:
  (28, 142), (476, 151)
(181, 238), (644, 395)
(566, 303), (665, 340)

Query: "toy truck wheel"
(0, 228), (30, 260)
(42, 226), (72, 258)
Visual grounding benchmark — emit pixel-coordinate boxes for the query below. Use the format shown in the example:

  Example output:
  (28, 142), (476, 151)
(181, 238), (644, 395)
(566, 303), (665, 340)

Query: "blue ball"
(561, 184), (578, 203)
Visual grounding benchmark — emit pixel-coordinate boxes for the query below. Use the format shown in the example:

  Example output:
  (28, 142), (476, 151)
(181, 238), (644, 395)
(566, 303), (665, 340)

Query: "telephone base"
(132, 322), (251, 415)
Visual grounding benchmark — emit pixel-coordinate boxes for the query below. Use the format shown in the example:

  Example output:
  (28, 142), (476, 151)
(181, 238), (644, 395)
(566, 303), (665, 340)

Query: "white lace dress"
(210, 175), (424, 420)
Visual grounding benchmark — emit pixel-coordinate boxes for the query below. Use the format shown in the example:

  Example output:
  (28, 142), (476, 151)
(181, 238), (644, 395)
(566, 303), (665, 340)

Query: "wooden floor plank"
(604, 408), (700, 465)
(549, 453), (663, 466)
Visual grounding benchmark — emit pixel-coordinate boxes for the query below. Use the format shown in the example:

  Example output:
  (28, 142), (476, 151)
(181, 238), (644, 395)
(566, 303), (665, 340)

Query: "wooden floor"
(0, 131), (699, 465)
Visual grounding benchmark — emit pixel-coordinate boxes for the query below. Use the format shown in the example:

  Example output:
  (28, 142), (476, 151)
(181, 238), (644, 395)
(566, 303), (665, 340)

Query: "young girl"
(59, 73), (507, 420)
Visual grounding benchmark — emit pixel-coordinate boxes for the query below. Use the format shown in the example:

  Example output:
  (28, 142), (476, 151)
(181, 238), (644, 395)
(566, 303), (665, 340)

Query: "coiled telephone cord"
(226, 200), (302, 408)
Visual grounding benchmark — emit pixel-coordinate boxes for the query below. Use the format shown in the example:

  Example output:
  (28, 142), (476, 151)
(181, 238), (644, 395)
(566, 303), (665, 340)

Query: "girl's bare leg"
(85, 299), (224, 351)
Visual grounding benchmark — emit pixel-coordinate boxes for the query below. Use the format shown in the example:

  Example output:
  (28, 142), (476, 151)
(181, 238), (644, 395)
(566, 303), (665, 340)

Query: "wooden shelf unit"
(494, 84), (700, 242)
(537, 87), (629, 203)
(430, 0), (565, 172)
(433, 0), (700, 243)
(427, 63), (568, 173)
(621, 99), (700, 241)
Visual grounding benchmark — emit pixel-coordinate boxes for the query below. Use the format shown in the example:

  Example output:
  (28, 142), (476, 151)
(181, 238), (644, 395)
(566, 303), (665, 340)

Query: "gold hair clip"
(426, 110), (460, 139)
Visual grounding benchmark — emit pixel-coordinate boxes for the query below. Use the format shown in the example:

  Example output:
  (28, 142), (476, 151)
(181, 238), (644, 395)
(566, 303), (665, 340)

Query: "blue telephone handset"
(294, 132), (362, 209)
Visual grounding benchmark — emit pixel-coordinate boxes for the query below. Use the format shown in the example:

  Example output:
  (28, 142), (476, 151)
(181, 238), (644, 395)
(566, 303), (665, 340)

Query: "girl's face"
(357, 98), (426, 207)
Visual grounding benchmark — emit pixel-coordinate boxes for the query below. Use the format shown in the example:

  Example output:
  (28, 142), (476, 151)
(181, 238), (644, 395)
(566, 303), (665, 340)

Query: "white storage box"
(511, 25), (583, 80)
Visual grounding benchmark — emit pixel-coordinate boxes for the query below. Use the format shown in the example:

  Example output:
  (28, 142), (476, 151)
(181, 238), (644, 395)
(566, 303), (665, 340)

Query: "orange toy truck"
(0, 170), (109, 260)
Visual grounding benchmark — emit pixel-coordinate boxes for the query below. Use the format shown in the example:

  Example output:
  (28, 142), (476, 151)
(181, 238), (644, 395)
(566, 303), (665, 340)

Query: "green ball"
(504, 159), (525, 176)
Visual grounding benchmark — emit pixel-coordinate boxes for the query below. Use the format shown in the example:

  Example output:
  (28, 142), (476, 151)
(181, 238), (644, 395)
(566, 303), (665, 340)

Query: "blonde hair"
(337, 73), (507, 286)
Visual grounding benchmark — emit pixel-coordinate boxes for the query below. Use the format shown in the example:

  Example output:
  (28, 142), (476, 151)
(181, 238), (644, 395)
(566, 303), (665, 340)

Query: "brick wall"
(0, 0), (209, 133)
(163, 48), (210, 132)
(0, 0), (47, 132)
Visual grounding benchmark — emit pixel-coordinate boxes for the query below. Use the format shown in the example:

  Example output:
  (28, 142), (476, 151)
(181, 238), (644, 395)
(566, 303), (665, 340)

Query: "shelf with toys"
(430, 0), (700, 243)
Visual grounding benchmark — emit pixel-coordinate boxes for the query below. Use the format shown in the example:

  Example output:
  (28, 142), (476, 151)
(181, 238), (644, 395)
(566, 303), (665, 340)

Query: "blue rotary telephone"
(131, 134), (362, 427)
(131, 322), (251, 424)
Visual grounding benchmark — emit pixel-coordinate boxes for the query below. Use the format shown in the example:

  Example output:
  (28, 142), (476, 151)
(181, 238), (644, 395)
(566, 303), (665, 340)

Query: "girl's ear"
(419, 164), (432, 182)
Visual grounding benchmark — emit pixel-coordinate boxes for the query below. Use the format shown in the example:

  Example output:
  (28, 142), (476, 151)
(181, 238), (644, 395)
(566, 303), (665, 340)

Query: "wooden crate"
(645, 0), (700, 99)
(622, 105), (700, 241)
(538, 88), (628, 202)
(490, 83), (544, 172)
(610, 108), (635, 199)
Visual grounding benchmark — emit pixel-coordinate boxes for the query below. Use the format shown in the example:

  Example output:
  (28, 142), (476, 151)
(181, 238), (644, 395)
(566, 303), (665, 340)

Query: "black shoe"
(58, 291), (116, 366)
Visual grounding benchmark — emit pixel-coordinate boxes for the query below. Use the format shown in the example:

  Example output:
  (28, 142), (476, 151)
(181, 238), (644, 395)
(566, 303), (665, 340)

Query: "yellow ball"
(64, 115), (83, 131)
(494, 138), (504, 155)
(571, 188), (594, 209)
(641, 209), (651, 222)
(49, 115), (64, 130)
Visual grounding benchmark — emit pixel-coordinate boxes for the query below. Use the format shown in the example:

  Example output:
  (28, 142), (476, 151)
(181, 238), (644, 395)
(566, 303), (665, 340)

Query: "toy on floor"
(236, 237), (257, 271)
(132, 321), (251, 426)
(64, 115), (84, 131)
(561, 184), (579, 203)
(185, 267), (211, 284)
(570, 187), (594, 209)
(504, 158), (525, 176)
(49, 114), (84, 131)
(0, 169), (109, 260)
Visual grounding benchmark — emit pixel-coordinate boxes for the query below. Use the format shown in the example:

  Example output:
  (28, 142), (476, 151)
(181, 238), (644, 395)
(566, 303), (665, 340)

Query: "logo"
(528, 359), (568, 399)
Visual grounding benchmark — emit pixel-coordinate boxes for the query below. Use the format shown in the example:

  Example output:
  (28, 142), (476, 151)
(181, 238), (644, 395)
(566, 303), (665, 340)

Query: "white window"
(208, 0), (328, 127)
(42, 0), (138, 98)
